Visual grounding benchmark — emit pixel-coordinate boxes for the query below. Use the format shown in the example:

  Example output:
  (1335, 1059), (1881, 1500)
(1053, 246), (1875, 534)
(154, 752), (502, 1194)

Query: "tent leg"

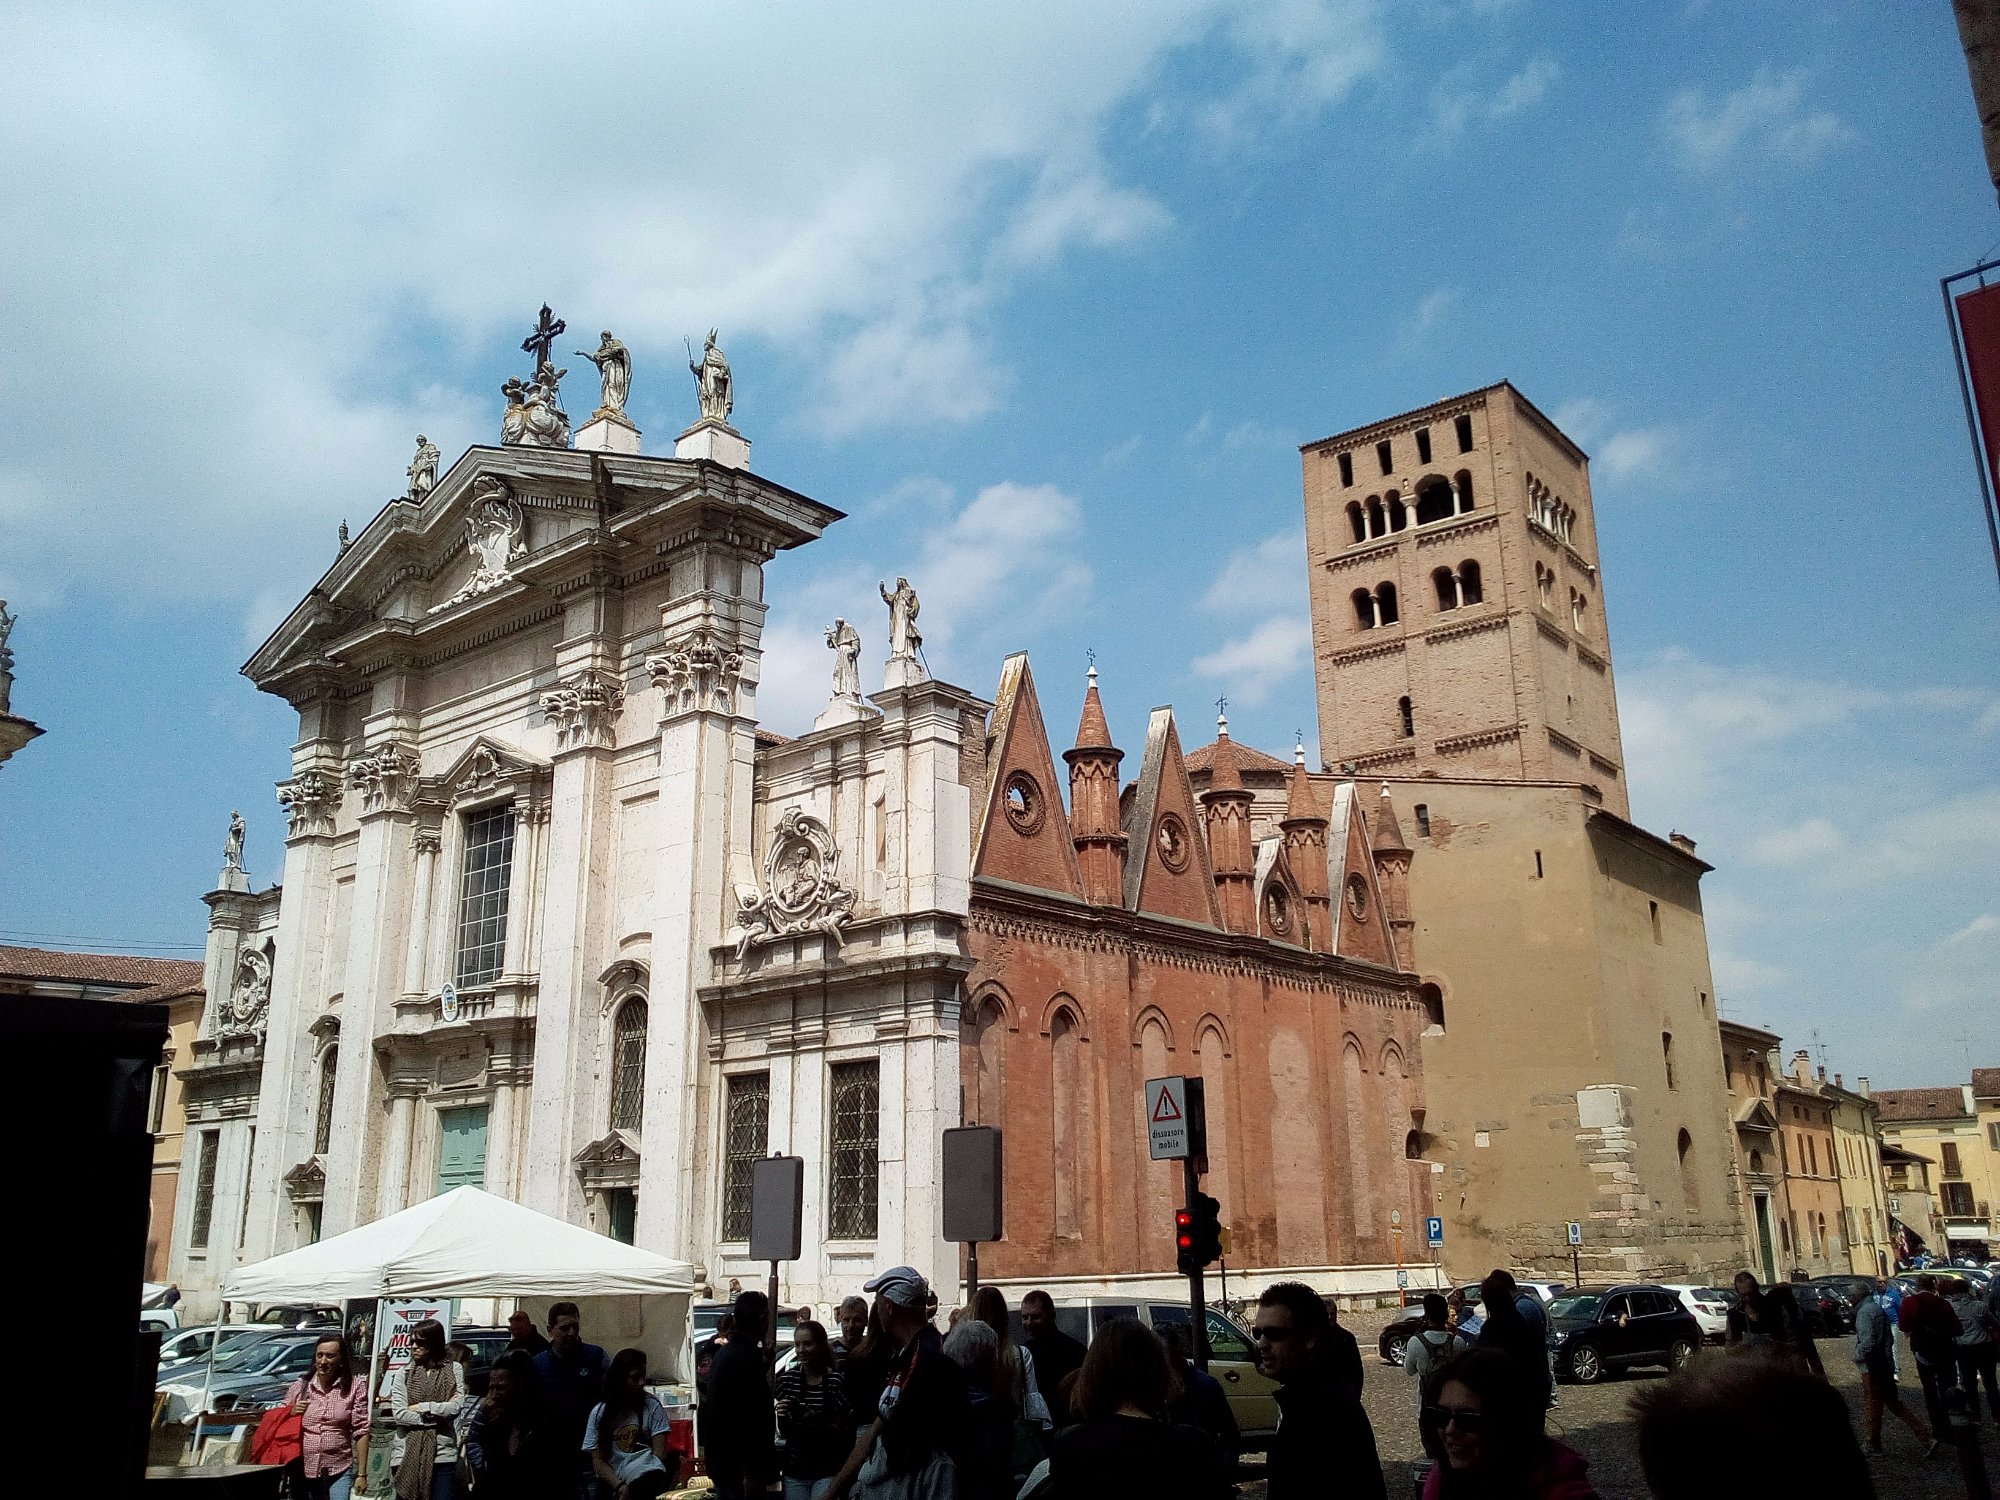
(194, 1300), (226, 1457)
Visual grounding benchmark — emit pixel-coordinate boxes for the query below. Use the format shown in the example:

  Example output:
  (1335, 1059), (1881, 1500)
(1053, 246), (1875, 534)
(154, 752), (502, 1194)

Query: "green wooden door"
(437, 1105), (489, 1194)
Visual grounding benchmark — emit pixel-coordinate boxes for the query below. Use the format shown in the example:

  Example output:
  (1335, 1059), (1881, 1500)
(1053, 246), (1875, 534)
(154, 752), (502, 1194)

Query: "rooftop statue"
(577, 330), (631, 418)
(688, 328), (733, 425)
(826, 618), (862, 699)
(880, 576), (922, 660)
(407, 434), (440, 500)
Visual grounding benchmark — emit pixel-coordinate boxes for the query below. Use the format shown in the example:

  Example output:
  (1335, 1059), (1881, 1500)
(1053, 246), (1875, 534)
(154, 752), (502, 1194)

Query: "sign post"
(751, 1155), (805, 1387)
(942, 1125), (1004, 1305)
(1147, 1074), (1212, 1370)
(1391, 1209), (1405, 1306)
(1567, 1220), (1583, 1288)
(1426, 1215), (1444, 1285)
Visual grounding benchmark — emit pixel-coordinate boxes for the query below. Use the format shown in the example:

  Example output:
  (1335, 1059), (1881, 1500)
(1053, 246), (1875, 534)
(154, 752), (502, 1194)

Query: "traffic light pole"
(1184, 1155), (1209, 1371)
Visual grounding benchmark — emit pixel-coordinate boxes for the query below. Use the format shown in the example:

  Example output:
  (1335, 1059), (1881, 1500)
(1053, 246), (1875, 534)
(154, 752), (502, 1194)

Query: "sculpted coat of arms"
(733, 807), (857, 960)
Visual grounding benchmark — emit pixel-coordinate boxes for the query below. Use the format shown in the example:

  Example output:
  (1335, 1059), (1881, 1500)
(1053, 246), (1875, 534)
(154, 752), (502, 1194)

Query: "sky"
(1, 2), (1995, 1088)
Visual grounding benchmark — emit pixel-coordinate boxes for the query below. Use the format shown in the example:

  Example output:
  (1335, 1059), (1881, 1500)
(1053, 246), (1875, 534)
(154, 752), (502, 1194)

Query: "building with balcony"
(1875, 1075), (2000, 1262)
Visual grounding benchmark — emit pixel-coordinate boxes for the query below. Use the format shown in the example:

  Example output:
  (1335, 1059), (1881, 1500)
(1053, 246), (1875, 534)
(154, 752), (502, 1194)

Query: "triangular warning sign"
(1152, 1086), (1182, 1122)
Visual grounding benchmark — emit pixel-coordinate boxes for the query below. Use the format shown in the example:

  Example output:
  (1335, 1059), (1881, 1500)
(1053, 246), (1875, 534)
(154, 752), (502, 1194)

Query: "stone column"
(637, 567), (768, 1264)
(401, 825), (442, 997)
(378, 1084), (420, 1217)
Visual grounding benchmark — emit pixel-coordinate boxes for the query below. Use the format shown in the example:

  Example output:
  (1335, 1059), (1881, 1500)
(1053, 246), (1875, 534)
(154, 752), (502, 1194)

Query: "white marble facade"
(170, 436), (984, 1315)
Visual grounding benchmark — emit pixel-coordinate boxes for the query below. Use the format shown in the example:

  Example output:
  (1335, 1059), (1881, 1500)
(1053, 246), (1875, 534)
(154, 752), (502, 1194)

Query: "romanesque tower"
(1301, 382), (1628, 818)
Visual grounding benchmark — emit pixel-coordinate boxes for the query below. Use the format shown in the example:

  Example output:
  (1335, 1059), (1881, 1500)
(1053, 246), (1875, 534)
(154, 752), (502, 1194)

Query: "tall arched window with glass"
(313, 1046), (339, 1157)
(610, 999), (648, 1133)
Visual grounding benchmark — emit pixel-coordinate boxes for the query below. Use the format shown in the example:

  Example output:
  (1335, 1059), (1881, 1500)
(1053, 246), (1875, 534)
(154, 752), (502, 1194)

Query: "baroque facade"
(167, 337), (1433, 1313)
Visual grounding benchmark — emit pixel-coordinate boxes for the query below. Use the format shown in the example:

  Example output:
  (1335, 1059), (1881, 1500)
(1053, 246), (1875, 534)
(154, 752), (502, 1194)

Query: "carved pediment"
(284, 1156), (326, 1201)
(574, 1129), (642, 1189)
(1734, 1098), (1780, 1132)
(433, 736), (552, 809)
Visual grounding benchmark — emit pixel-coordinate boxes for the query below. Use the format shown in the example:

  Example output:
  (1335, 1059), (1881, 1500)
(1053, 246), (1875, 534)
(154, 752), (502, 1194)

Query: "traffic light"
(1189, 1192), (1223, 1266)
(1176, 1193), (1223, 1274)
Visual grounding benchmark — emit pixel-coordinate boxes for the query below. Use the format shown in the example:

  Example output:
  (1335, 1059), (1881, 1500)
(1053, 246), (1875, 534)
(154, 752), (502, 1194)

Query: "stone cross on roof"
(522, 304), (567, 370)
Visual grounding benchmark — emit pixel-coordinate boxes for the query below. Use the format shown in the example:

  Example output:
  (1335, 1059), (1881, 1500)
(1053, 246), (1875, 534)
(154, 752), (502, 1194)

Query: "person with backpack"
(1405, 1294), (1474, 1385)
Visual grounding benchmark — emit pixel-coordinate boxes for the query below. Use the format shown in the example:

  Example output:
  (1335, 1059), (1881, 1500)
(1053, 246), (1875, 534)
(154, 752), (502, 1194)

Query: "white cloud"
(1552, 398), (1671, 480)
(0, 2), (1385, 613)
(1398, 287), (1461, 351)
(1747, 817), (1844, 867)
(1491, 55), (1558, 117)
(1663, 66), (1848, 174)
(1946, 914), (2000, 947)
(1190, 616), (1313, 705)
(1429, 52), (1558, 138)
(1711, 950), (1788, 998)
(1201, 529), (1308, 614)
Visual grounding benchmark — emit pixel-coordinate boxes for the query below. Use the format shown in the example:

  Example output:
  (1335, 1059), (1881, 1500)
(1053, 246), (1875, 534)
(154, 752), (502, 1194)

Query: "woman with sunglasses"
(1420, 1349), (1597, 1500)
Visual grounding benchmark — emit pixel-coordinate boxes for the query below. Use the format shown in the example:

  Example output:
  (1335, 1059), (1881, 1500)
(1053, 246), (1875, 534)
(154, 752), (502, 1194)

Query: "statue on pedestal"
(688, 329), (733, 424)
(577, 331), (632, 418)
(826, 618), (862, 698)
(407, 434), (440, 500)
(0, 600), (15, 716)
(880, 577), (922, 660)
(223, 810), (245, 874)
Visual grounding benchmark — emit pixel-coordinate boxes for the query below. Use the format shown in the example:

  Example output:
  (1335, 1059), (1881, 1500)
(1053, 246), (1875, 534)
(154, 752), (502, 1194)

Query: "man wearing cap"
(825, 1267), (969, 1499)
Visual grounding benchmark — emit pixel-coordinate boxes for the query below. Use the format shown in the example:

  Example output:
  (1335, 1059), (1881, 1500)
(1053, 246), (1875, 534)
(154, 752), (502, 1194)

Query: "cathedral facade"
(168, 337), (1433, 1313)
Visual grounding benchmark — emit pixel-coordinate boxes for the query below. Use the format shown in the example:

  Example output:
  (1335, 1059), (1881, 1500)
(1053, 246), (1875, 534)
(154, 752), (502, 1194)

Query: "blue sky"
(1, 2), (1994, 1086)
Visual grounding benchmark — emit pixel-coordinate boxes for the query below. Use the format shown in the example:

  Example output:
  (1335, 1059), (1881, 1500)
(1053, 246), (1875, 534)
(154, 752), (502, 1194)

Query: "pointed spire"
(1074, 661), (1113, 751)
(1283, 739), (1324, 825)
(1207, 704), (1244, 793)
(1371, 779), (1410, 853)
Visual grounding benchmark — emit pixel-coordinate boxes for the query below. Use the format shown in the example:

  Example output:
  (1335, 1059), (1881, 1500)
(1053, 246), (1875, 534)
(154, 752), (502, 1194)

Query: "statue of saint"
(880, 577), (922, 659)
(825, 618), (862, 698)
(688, 329), (733, 424)
(577, 331), (631, 416)
(407, 434), (441, 500)
(223, 811), (245, 873)
(0, 598), (14, 674)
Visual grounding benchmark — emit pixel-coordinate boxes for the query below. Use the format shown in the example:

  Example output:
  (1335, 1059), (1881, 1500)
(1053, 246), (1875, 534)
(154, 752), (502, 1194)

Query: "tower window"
(1663, 1031), (1677, 1090)
(1413, 803), (1430, 837)
(1415, 427), (1432, 463)
(1398, 696), (1414, 738)
(1650, 900), (1662, 943)
(1432, 566), (1458, 612)
(1535, 562), (1553, 609)
(1377, 440), (1393, 475)
(1338, 452), (1354, 487)
(1455, 415), (1474, 452)
(1534, 850), (1544, 879)
(1458, 559), (1482, 605)
(1572, 589), (1590, 633)
(1415, 479), (1456, 526)
(1352, 588), (1377, 630)
(1387, 494), (1408, 532)
(1367, 497), (1386, 538)
(1454, 470), (1475, 513)
(1374, 582), (1399, 626)
(1346, 501), (1366, 544)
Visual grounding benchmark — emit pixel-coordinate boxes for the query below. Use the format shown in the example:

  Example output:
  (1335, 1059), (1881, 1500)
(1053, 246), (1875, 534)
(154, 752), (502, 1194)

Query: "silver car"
(159, 1331), (323, 1417)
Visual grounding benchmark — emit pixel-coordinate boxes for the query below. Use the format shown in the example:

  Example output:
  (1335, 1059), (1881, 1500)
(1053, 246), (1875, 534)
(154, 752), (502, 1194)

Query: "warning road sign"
(1147, 1075), (1189, 1160)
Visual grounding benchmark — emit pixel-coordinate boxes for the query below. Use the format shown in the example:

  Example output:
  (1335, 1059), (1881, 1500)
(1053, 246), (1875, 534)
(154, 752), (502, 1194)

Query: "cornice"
(1324, 636), (1407, 667)
(1423, 611), (1509, 647)
(1434, 722), (1524, 755)
(1412, 511), (1499, 547)
(1322, 539), (1402, 572)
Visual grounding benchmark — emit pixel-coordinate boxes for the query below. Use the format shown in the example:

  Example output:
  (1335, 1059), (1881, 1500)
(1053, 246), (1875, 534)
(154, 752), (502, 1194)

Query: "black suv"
(1546, 1285), (1702, 1384)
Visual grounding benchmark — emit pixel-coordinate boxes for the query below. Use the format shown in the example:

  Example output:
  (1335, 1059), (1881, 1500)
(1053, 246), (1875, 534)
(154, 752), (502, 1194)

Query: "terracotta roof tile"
(1973, 1068), (2000, 1101)
(1183, 739), (1290, 775)
(0, 945), (204, 991)
(1873, 1086), (1972, 1123)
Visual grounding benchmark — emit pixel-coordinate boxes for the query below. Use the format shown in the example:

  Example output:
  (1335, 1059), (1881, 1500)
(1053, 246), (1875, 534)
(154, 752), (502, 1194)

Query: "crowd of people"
(252, 1258), (2000, 1500)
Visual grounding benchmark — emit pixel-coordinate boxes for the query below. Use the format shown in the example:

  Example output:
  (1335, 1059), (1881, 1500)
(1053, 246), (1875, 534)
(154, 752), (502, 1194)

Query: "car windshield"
(1545, 1294), (1604, 1322)
(1695, 1288), (1737, 1305)
(209, 1337), (286, 1372)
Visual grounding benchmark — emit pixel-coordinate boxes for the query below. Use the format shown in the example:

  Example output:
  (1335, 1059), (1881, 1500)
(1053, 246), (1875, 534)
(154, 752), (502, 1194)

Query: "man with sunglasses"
(1254, 1282), (1387, 1500)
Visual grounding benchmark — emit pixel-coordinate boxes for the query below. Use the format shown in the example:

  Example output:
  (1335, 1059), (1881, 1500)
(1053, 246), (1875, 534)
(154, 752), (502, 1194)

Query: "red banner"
(1955, 282), (2000, 497)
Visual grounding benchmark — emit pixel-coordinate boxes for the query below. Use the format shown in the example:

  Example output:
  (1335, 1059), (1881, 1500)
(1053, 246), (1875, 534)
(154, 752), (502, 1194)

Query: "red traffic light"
(1174, 1208), (1194, 1249)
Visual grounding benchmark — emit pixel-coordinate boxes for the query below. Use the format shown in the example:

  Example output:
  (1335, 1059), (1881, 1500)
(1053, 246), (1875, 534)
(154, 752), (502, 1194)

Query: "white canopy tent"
(221, 1187), (697, 1302)
(191, 1188), (698, 1439)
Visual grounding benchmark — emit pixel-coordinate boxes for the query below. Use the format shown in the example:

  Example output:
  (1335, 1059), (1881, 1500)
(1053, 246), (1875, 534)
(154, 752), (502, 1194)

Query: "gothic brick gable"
(1123, 709), (1223, 928)
(972, 654), (1085, 900)
(1327, 781), (1399, 967)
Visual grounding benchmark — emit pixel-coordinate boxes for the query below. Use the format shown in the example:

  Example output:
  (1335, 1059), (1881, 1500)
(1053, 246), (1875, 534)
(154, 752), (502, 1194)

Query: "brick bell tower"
(1300, 382), (1630, 817)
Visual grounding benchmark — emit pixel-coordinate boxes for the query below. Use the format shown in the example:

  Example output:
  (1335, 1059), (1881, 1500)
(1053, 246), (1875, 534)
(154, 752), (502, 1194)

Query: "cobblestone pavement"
(1235, 1306), (1999, 1500)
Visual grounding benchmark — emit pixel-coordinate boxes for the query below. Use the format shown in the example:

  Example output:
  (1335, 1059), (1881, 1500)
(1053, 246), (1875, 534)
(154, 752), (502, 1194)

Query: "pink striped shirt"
(282, 1374), (372, 1478)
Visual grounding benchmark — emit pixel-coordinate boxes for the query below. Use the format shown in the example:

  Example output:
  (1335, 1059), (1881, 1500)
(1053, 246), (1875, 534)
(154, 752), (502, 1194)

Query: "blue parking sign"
(1425, 1215), (1444, 1248)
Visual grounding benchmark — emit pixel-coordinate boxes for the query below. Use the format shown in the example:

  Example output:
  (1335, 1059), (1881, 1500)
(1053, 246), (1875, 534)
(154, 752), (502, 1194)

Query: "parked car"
(1010, 1295), (1281, 1447)
(1786, 1281), (1852, 1337)
(158, 1331), (322, 1416)
(448, 1326), (517, 1397)
(1659, 1284), (1736, 1343)
(1375, 1281), (1569, 1365)
(1546, 1285), (1701, 1384)
(251, 1303), (342, 1329)
(156, 1324), (286, 1379)
(1808, 1274), (1878, 1323)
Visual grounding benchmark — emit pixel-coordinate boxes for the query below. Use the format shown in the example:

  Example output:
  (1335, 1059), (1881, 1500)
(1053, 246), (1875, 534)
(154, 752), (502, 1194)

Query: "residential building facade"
(1718, 1020), (1788, 1284)
(1876, 1075), (2000, 1262)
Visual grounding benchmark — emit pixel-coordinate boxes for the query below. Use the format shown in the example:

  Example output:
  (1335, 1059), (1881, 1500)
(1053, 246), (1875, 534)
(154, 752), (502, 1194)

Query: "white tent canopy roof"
(222, 1187), (696, 1302)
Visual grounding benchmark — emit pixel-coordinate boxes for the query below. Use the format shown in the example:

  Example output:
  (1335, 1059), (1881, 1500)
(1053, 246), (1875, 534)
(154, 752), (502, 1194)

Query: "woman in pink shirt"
(283, 1332), (372, 1500)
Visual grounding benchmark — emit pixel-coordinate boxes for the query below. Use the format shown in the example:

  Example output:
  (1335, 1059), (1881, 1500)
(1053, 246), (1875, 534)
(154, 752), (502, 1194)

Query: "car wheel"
(1568, 1344), (1605, 1384)
(1669, 1338), (1696, 1371)
(1383, 1333), (1408, 1366)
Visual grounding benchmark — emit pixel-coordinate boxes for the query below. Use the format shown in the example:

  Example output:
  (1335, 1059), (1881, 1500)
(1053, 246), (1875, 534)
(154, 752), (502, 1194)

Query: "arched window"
(1375, 583), (1399, 625)
(313, 1046), (338, 1157)
(1398, 696), (1415, 738)
(1367, 498), (1386, 538)
(1678, 1128), (1700, 1213)
(1453, 470), (1475, 513)
(1341, 1042), (1374, 1241)
(974, 1000), (1006, 1126)
(1432, 567), (1458, 611)
(1346, 502), (1366, 544)
(1415, 479), (1456, 525)
(1352, 588), (1377, 630)
(1457, 560), (1482, 605)
(1387, 494), (1408, 532)
(1405, 1129), (1424, 1160)
(1662, 1032), (1677, 1091)
(1051, 1007), (1085, 1239)
(1749, 1148), (1764, 1176)
(1419, 981), (1445, 1030)
(1535, 562), (1553, 609)
(1572, 589), (1589, 632)
(609, 998), (648, 1132)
